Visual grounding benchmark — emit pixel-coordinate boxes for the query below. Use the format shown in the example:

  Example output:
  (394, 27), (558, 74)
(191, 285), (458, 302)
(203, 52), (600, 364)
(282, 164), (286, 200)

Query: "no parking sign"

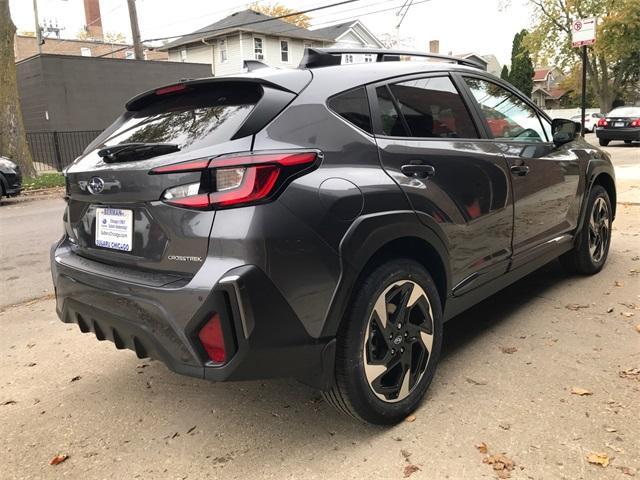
(572, 17), (597, 48)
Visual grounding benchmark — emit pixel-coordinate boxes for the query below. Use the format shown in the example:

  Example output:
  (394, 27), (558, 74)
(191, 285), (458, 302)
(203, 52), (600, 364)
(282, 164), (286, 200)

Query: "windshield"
(98, 84), (262, 154)
(608, 107), (640, 117)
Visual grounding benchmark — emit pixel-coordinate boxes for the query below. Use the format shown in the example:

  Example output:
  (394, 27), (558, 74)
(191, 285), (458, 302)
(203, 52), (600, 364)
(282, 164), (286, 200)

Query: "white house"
(160, 10), (383, 76)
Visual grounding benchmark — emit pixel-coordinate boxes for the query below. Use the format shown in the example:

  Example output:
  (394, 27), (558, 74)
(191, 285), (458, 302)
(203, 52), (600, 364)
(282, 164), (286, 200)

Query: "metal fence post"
(52, 131), (63, 171)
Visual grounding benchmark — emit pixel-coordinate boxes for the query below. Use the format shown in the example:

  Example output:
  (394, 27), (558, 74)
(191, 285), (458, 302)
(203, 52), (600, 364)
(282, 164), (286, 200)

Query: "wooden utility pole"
(127, 0), (144, 60)
(33, 0), (42, 53)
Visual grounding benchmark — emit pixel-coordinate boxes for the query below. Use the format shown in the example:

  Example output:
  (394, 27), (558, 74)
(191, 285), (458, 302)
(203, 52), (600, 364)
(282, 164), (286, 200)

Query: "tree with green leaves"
(508, 29), (534, 97)
(0, 0), (34, 175)
(526, 0), (640, 113)
(500, 65), (510, 81)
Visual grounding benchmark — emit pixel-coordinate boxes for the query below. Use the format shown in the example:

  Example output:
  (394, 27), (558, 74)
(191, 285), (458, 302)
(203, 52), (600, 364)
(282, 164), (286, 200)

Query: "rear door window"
(327, 87), (373, 134)
(376, 76), (479, 139)
(100, 84), (262, 152)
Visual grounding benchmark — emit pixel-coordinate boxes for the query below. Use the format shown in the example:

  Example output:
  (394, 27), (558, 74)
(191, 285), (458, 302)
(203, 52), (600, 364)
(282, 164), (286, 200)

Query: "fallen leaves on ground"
(501, 346), (518, 354)
(586, 452), (609, 467)
(1, 400), (17, 406)
(49, 454), (68, 466)
(565, 304), (589, 311)
(636, 324), (640, 333)
(405, 415), (416, 423)
(571, 387), (593, 396)
(629, 269), (639, 276)
(476, 442), (488, 454)
(617, 466), (636, 476)
(70, 376), (81, 382)
(483, 453), (516, 479)
(619, 368), (640, 381)
(403, 464), (421, 478)
(466, 377), (487, 386)
(614, 281), (624, 287)
(621, 311), (635, 318)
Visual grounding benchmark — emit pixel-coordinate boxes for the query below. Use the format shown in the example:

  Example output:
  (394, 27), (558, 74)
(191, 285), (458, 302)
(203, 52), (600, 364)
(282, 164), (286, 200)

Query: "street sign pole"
(572, 17), (596, 137)
(581, 45), (587, 137)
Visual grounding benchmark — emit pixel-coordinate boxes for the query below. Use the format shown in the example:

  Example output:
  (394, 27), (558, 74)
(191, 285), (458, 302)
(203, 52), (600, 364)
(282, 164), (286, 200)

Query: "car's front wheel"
(560, 185), (612, 275)
(322, 259), (443, 424)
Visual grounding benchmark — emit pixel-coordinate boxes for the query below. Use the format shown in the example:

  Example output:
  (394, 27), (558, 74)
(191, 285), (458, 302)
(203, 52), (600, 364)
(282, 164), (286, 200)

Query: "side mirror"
(552, 118), (578, 146)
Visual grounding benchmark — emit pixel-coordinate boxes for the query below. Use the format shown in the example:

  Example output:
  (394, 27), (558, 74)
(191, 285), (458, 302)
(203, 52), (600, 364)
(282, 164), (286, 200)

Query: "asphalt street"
(0, 135), (638, 479)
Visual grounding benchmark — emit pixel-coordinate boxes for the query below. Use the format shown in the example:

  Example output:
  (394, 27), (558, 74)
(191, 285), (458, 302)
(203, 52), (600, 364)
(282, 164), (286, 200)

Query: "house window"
(280, 40), (289, 62)
(125, 50), (134, 59)
(364, 54), (373, 63)
(254, 37), (264, 60)
(80, 47), (91, 57)
(219, 38), (228, 63)
(344, 54), (354, 64)
(180, 48), (187, 62)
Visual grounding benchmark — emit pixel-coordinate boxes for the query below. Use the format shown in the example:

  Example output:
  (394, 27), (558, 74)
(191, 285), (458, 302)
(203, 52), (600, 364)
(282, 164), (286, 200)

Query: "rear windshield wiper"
(98, 143), (181, 163)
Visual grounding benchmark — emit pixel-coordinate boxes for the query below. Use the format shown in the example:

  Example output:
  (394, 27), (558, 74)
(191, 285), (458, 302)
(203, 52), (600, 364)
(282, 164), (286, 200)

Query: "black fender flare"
(320, 210), (451, 338)
(575, 159), (616, 247)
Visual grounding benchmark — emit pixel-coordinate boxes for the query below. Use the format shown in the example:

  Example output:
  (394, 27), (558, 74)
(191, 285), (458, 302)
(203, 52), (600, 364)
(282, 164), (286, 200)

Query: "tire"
(598, 138), (610, 146)
(322, 259), (443, 425)
(559, 185), (612, 275)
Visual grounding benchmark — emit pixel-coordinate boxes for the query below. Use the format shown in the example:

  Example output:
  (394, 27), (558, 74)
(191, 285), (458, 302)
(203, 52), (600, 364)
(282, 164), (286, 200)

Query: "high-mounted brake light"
(155, 84), (188, 96)
(151, 151), (320, 210)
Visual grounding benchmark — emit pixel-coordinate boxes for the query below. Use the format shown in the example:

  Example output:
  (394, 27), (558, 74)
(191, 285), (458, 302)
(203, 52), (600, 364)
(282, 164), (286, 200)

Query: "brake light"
(597, 118), (608, 127)
(630, 118), (640, 127)
(150, 151), (320, 209)
(155, 84), (187, 96)
(198, 313), (226, 363)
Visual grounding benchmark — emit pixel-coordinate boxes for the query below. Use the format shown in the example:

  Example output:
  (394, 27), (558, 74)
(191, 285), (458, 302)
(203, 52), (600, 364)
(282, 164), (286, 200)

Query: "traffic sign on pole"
(572, 17), (597, 48)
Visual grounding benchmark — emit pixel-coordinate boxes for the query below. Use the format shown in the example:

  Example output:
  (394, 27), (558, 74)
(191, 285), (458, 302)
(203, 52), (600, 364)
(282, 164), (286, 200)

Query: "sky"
(9, 0), (534, 66)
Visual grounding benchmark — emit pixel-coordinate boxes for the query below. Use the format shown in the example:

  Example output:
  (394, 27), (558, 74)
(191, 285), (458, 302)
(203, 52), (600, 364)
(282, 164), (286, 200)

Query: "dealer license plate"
(614, 122), (625, 127)
(95, 207), (133, 252)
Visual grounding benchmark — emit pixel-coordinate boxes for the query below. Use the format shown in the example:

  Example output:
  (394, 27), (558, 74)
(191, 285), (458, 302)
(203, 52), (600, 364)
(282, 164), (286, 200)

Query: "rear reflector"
(198, 313), (226, 363)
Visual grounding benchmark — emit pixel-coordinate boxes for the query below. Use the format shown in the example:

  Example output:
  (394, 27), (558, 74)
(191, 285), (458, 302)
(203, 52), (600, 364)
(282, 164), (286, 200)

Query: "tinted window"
(327, 87), (373, 133)
(100, 84), (261, 153)
(379, 76), (478, 139)
(464, 78), (548, 142)
(376, 86), (406, 136)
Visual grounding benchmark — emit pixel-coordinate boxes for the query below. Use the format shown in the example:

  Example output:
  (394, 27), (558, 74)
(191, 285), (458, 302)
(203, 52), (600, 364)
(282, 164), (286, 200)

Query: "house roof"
(309, 21), (355, 41)
(532, 85), (567, 99)
(161, 9), (326, 50)
(533, 68), (551, 81)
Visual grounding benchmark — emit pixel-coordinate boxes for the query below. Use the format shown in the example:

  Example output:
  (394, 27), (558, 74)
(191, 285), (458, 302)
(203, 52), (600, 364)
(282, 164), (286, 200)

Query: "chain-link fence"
(26, 130), (102, 172)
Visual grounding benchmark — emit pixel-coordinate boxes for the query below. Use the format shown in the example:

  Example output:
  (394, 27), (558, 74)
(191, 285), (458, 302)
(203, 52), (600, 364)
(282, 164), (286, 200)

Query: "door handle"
(510, 164), (530, 176)
(401, 164), (436, 179)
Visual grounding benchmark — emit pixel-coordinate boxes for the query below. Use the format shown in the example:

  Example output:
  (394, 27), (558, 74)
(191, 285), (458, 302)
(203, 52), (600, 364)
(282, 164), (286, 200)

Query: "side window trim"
(458, 72), (553, 143)
(367, 72), (485, 140)
(383, 84), (412, 136)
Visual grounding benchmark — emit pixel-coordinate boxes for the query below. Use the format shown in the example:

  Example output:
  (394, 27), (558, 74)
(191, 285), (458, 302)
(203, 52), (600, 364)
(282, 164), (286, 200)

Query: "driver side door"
(460, 75), (584, 267)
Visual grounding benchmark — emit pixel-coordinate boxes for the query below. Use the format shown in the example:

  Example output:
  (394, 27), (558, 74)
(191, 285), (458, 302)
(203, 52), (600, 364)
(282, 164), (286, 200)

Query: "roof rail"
(299, 48), (485, 70)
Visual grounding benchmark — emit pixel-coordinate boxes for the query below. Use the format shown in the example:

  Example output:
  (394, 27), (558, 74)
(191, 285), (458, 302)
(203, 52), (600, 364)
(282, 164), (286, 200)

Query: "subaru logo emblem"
(87, 176), (105, 194)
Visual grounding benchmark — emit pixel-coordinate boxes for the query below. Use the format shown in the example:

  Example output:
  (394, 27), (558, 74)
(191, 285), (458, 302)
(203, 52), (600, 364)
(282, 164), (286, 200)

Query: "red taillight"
(155, 84), (188, 96)
(597, 118), (608, 127)
(630, 118), (640, 127)
(150, 151), (320, 210)
(198, 313), (226, 363)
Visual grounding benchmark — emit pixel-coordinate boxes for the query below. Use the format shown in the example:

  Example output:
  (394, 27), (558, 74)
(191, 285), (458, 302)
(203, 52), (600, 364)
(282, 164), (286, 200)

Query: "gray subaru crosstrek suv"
(51, 49), (616, 424)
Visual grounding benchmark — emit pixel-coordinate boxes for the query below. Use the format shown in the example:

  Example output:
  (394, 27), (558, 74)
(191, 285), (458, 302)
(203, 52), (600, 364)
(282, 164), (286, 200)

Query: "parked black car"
(595, 106), (640, 146)
(0, 156), (22, 202)
(51, 49), (616, 425)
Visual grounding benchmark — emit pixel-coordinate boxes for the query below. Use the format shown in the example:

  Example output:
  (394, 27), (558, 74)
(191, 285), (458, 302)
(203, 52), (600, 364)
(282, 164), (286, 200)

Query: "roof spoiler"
(299, 48), (485, 70)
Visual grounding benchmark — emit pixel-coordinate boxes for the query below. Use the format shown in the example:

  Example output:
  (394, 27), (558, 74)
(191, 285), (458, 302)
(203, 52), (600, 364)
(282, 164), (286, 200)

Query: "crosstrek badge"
(167, 255), (203, 262)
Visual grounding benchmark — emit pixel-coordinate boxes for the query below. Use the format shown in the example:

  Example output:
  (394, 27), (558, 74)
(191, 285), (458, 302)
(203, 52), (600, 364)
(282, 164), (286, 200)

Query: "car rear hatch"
(63, 73), (310, 280)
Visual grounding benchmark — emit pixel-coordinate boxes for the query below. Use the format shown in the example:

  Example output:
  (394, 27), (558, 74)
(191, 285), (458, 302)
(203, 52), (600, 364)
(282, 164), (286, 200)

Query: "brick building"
(13, 35), (167, 62)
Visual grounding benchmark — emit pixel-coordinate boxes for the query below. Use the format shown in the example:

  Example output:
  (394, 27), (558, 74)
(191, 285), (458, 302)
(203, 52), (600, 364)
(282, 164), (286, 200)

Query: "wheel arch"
(592, 172), (616, 219)
(320, 211), (451, 338)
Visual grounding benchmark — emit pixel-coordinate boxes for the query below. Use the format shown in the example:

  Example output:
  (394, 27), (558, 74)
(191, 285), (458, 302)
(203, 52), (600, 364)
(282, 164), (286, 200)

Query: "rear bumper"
(596, 128), (640, 141)
(51, 240), (335, 388)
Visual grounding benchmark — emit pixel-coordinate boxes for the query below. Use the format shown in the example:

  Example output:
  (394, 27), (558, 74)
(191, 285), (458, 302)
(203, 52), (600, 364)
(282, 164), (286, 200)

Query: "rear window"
(99, 84), (262, 153)
(608, 107), (640, 117)
(327, 87), (373, 134)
